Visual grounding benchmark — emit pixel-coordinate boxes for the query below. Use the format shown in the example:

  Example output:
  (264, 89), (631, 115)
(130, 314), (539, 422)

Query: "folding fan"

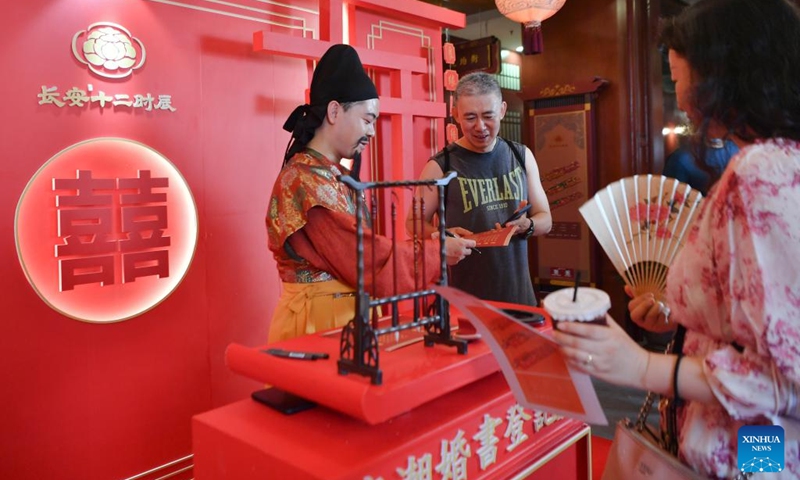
(579, 175), (704, 298)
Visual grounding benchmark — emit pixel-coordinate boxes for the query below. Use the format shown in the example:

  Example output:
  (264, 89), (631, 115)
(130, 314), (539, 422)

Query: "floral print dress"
(665, 138), (800, 478)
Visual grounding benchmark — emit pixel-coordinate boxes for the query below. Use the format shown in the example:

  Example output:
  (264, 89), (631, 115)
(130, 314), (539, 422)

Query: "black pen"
(264, 348), (330, 360)
(445, 230), (481, 254)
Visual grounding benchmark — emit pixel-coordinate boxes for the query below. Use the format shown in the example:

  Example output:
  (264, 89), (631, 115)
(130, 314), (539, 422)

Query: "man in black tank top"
(407, 72), (552, 306)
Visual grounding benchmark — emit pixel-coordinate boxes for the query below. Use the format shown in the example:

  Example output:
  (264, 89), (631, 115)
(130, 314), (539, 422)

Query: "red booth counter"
(193, 372), (591, 479)
(193, 309), (594, 479)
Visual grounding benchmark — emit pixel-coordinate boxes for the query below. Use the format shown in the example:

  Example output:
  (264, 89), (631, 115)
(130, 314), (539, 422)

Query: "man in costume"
(267, 44), (475, 342)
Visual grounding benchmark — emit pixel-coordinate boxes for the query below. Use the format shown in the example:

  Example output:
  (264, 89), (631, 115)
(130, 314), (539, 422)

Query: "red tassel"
(522, 24), (544, 55)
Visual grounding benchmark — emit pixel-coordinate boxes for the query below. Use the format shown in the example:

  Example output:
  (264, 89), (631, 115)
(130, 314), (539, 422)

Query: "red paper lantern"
(444, 70), (459, 91)
(495, 0), (566, 29)
(446, 123), (460, 143)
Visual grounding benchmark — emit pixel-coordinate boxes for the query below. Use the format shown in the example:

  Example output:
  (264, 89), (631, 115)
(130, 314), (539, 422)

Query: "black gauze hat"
(310, 44), (378, 106)
(283, 44), (378, 133)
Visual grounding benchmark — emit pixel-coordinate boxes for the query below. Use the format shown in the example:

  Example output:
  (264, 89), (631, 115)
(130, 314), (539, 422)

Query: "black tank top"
(432, 138), (537, 306)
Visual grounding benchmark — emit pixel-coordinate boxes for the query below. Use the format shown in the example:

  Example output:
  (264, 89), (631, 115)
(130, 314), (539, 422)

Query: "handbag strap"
(634, 325), (685, 432)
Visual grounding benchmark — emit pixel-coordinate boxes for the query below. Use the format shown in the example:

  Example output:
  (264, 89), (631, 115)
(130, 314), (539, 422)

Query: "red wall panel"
(0, 1), (281, 478)
(0, 1), (461, 479)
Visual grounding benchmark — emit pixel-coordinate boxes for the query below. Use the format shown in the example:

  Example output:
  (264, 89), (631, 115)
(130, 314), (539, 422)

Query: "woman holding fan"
(553, 0), (800, 477)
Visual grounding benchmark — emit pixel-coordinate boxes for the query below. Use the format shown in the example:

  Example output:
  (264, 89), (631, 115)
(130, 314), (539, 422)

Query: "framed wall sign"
(453, 36), (501, 75)
(525, 78), (608, 292)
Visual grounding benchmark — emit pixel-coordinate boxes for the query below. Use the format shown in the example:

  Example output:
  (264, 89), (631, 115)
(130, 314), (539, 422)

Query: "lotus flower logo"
(72, 22), (146, 79)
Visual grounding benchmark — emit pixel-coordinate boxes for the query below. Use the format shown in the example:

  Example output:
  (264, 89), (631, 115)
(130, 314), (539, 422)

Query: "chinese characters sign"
(15, 138), (197, 323)
(453, 37), (501, 76)
(38, 84), (176, 112)
(367, 402), (564, 480)
(36, 22), (176, 113)
(435, 285), (608, 425)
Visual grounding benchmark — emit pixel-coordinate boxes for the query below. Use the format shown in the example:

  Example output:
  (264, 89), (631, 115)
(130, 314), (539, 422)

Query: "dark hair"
(283, 105), (325, 163)
(660, 0), (800, 144)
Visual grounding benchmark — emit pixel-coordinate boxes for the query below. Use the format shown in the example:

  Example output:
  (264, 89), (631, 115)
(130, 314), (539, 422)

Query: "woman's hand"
(625, 285), (676, 333)
(552, 314), (651, 389)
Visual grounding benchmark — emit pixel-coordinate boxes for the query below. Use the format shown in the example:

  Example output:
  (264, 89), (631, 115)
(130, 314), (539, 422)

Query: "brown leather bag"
(602, 401), (705, 480)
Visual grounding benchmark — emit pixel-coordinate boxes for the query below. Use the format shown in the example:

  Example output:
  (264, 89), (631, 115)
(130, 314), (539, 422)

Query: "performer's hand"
(625, 285), (676, 333)
(444, 236), (476, 265)
(446, 226), (473, 237)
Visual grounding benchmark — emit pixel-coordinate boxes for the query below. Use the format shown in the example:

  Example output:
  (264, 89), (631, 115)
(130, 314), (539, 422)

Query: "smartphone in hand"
(502, 204), (532, 225)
